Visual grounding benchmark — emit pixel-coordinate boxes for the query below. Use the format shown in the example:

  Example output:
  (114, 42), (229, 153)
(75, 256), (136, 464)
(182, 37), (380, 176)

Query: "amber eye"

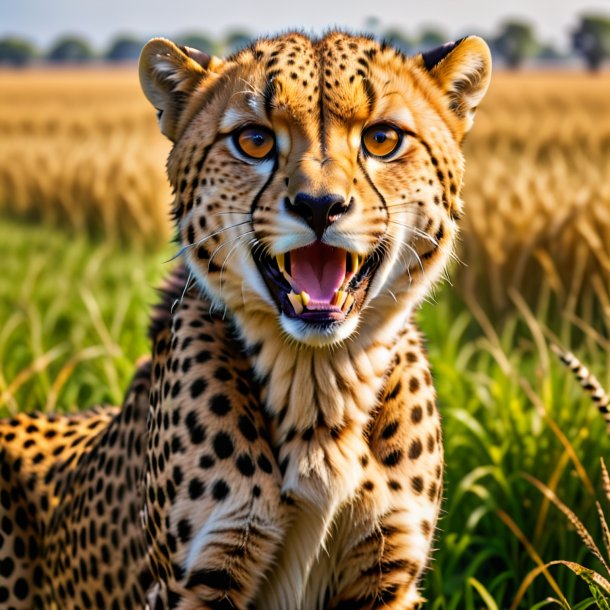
(362, 124), (402, 158)
(234, 126), (275, 160)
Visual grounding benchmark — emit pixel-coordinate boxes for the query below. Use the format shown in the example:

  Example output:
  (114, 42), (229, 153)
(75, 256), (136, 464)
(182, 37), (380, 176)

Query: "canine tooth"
(282, 271), (299, 292)
(287, 291), (304, 315)
(276, 253), (285, 272)
(344, 293), (354, 312)
(300, 291), (311, 306)
(350, 252), (360, 273)
(334, 290), (348, 308)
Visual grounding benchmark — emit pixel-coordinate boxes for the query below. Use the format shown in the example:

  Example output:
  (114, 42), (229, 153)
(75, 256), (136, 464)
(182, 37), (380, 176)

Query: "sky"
(2, 0), (609, 51)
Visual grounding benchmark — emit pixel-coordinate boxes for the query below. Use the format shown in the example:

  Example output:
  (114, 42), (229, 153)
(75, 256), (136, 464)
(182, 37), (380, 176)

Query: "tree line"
(1, 15), (609, 71)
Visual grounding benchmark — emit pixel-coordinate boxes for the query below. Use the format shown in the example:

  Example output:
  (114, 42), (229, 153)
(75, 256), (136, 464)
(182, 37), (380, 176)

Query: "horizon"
(2, 0), (610, 52)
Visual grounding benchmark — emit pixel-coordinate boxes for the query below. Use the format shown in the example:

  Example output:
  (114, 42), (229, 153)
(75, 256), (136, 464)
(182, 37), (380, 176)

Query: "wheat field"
(0, 68), (172, 244)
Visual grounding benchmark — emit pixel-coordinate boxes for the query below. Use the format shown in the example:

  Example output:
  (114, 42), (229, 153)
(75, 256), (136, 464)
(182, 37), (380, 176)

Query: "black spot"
(188, 478), (205, 500)
(14, 577), (29, 600)
(214, 367), (232, 381)
(381, 421), (399, 440)
(190, 378), (207, 399)
(238, 415), (258, 441)
(185, 411), (206, 444)
(408, 439), (423, 460)
(236, 454), (255, 477)
(210, 394), (232, 416)
(411, 476), (424, 494)
(383, 449), (403, 467)
(212, 480), (230, 501)
(177, 519), (192, 543)
(387, 381), (402, 401)
(199, 454), (215, 469)
(171, 381), (181, 398)
(411, 405), (423, 424)
(257, 454), (273, 474)
(185, 568), (235, 591)
(213, 432), (234, 459)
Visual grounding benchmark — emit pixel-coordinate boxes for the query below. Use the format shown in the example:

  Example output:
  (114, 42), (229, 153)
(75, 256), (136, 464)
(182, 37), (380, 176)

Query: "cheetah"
(0, 32), (491, 609)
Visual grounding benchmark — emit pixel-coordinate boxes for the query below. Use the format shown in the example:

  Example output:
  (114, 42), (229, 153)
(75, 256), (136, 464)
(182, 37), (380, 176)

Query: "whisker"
(171, 271), (195, 313)
(165, 220), (252, 263)
(210, 211), (251, 217)
(404, 242), (426, 278)
(388, 220), (438, 247)
(385, 200), (423, 209)
(207, 230), (256, 274)
(218, 233), (255, 298)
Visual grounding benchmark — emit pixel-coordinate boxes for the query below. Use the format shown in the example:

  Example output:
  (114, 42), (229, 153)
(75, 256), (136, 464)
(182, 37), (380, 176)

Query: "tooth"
(351, 252), (360, 274)
(276, 253), (285, 273)
(334, 290), (348, 308)
(300, 291), (310, 307)
(287, 291), (304, 315)
(283, 271), (300, 292)
(344, 294), (354, 312)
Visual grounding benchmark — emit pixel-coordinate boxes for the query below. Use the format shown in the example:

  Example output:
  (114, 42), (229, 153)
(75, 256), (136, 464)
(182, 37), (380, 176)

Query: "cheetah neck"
(234, 299), (413, 499)
(242, 305), (409, 426)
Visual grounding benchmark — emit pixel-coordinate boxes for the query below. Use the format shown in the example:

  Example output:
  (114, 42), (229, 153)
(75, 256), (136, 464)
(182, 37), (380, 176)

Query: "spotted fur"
(0, 31), (491, 609)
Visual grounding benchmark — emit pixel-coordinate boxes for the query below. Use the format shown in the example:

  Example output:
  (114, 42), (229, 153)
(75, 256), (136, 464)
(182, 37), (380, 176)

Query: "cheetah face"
(140, 33), (491, 346)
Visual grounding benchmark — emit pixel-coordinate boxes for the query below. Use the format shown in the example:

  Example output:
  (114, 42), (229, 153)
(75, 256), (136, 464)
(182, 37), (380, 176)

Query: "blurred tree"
(572, 15), (610, 71)
(364, 16), (381, 37)
(0, 37), (37, 66)
(175, 32), (217, 55)
(47, 35), (94, 63)
(383, 29), (413, 54)
(105, 35), (142, 62)
(537, 42), (564, 61)
(494, 20), (539, 68)
(418, 28), (448, 51)
(224, 29), (253, 54)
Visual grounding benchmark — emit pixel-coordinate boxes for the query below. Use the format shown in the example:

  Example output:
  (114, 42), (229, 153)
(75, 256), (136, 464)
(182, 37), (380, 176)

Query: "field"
(1, 67), (609, 608)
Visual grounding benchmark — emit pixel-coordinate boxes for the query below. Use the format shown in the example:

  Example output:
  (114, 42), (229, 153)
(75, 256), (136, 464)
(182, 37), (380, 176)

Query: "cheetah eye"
(361, 123), (402, 158)
(233, 126), (276, 160)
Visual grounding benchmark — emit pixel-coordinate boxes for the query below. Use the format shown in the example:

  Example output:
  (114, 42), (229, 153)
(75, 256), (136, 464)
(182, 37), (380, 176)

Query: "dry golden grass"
(0, 68), (608, 318)
(0, 68), (172, 245)
(460, 72), (610, 321)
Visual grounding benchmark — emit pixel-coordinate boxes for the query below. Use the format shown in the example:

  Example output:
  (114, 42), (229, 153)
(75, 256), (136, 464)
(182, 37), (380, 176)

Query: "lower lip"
(295, 310), (346, 322)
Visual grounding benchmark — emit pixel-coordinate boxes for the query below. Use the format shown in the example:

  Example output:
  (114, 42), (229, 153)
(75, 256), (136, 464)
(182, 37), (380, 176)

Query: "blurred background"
(1, 1), (609, 608)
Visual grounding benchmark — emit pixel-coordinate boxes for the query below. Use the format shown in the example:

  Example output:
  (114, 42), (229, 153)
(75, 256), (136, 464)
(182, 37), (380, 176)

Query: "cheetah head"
(139, 33), (491, 347)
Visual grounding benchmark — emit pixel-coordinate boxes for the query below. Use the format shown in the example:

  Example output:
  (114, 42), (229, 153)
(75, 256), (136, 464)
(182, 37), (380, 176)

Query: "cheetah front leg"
(143, 298), (288, 610)
(330, 342), (443, 609)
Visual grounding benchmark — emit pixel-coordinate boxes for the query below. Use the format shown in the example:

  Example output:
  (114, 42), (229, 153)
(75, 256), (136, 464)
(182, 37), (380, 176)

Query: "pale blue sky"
(2, 0), (608, 51)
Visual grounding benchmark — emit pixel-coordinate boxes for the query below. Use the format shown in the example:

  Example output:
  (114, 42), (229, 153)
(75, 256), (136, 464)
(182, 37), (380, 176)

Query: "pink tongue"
(290, 243), (347, 303)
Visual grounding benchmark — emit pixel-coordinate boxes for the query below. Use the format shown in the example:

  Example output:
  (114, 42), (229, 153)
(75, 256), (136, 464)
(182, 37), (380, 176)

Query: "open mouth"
(254, 241), (383, 325)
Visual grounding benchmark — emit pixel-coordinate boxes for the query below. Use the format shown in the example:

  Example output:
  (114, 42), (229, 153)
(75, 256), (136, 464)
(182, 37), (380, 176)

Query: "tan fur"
(0, 31), (490, 609)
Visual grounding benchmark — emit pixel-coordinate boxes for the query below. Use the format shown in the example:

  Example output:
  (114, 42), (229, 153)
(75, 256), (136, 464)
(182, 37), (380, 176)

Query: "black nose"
(286, 193), (350, 239)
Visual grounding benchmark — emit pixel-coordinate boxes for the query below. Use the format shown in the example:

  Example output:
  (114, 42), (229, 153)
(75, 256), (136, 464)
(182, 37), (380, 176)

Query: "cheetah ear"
(139, 38), (223, 141)
(419, 36), (492, 134)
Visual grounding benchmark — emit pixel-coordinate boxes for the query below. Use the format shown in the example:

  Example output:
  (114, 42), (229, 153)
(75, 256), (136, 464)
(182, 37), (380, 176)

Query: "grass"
(419, 289), (609, 608)
(1, 217), (608, 607)
(0, 218), (168, 413)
